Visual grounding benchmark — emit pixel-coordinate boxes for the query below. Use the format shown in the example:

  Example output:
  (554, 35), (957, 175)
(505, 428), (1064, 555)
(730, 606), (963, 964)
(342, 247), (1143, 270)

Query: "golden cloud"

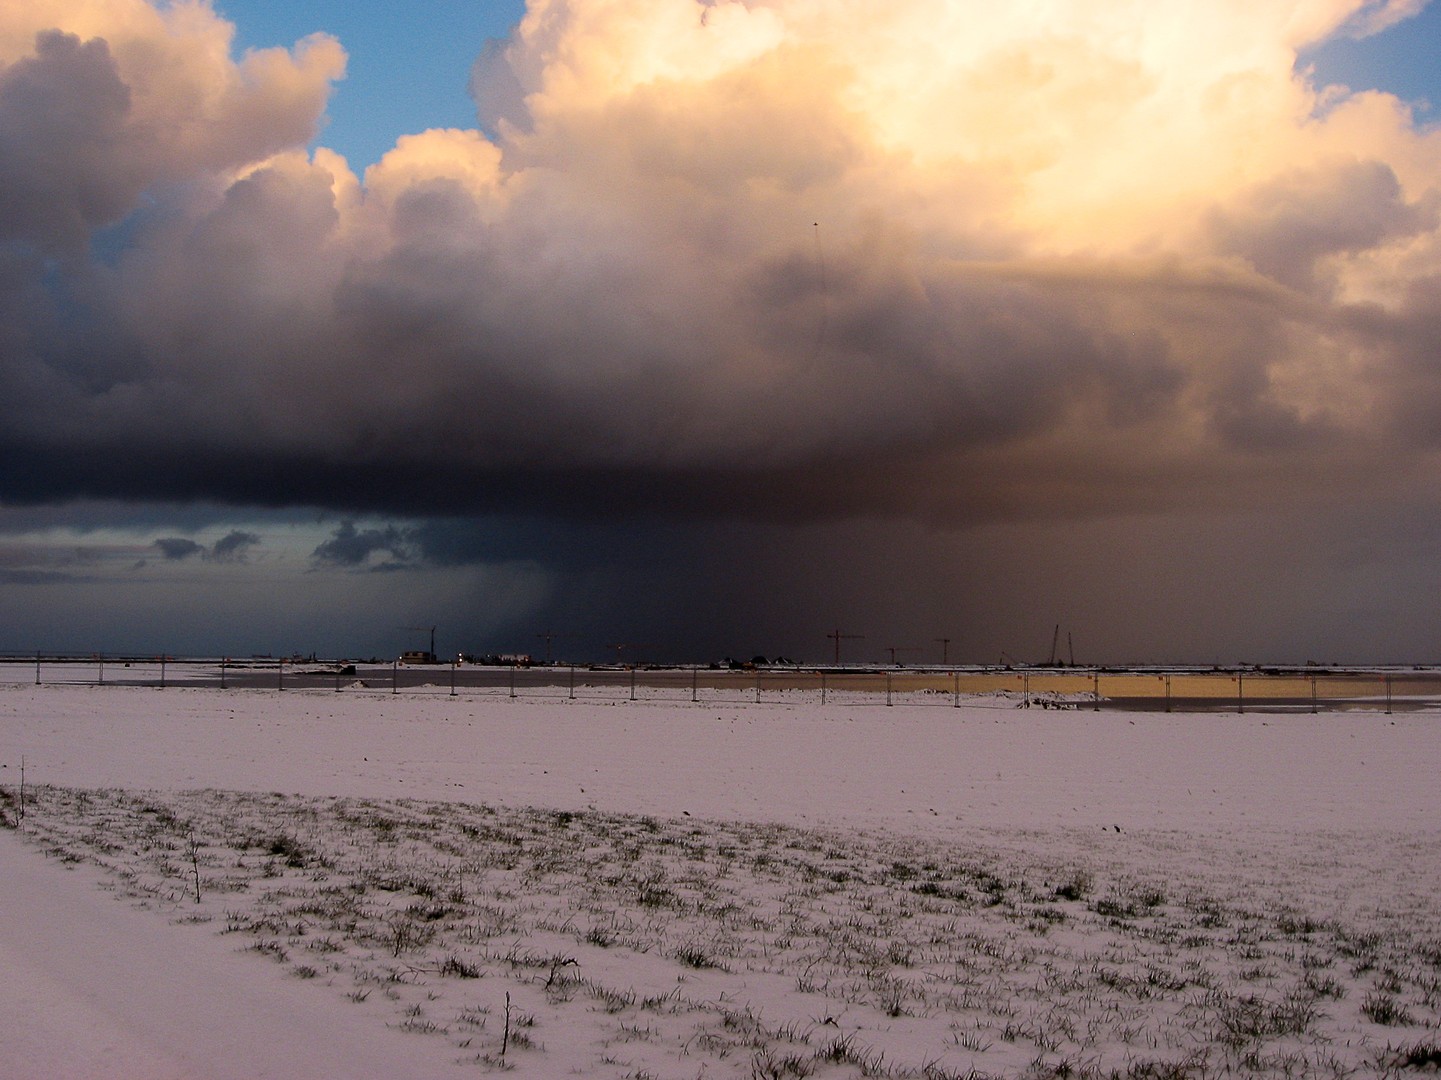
(3, 0), (1441, 525)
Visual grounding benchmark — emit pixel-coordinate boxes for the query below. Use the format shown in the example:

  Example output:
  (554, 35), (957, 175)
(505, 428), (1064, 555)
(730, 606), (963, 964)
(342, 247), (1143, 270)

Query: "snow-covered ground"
(1, 683), (1438, 1078)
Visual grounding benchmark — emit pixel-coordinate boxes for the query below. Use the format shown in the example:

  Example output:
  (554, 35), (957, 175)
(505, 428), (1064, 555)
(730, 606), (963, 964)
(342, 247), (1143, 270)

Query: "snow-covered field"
(2, 683), (1439, 1078)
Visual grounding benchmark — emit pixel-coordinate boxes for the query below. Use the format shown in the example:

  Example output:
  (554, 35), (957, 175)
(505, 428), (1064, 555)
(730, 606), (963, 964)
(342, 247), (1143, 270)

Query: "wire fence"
(4, 654), (1440, 713)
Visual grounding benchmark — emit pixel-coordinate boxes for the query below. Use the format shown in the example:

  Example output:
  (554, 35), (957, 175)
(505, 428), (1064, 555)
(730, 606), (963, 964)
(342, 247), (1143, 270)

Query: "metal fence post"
(35, 650), (40, 685)
(50, 660), (1412, 713)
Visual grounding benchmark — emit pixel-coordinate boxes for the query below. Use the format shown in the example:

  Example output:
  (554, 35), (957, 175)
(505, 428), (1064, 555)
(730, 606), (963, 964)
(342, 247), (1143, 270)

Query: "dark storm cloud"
(154, 537), (203, 560)
(311, 522), (417, 569)
(209, 530), (260, 563)
(151, 530), (259, 563)
(2, 0), (1441, 554)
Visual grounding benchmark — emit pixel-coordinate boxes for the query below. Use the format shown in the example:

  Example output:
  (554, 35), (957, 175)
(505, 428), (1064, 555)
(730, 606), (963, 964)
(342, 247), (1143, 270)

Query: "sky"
(4, 0), (1441, 666)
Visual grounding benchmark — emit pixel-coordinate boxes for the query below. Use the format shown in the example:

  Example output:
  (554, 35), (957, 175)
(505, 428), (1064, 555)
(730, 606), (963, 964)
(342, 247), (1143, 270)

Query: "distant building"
(399, 650), (437, 665)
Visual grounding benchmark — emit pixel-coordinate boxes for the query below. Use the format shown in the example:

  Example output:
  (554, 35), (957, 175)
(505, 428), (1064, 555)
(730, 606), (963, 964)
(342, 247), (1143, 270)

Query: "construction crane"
(827, 628), (864, 665)
(606, 643), (659, 667)
(884, 646), (922, 667)
(1045, 625), (1078, 667)
(535, 630), (564, 665)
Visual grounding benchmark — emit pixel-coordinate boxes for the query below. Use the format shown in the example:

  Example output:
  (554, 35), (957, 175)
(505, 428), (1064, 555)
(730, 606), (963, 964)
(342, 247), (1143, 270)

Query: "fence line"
(3, 655), (1437, 714)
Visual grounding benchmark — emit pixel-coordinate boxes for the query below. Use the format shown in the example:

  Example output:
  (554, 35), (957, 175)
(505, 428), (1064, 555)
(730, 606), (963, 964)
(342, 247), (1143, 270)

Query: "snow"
(2, 682), (1434, 832)
(1, 682), (1439, 1078)
(0, 830), (465, 1080)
